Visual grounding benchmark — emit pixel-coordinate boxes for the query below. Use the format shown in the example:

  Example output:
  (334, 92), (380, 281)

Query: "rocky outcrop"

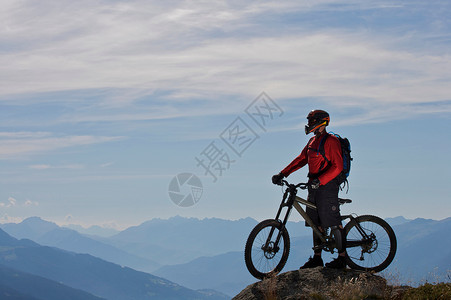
(233, 267), (407, 300)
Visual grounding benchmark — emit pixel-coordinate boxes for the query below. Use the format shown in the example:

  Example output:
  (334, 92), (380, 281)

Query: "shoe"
(299, 256), (324, 269)
(325, 256), (346, 269)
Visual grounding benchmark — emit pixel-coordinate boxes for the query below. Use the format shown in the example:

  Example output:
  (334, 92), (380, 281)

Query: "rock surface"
(233, 267), (399, 300)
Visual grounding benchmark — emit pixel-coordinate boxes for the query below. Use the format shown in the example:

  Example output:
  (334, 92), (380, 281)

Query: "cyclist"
(272, 109), (347, 269)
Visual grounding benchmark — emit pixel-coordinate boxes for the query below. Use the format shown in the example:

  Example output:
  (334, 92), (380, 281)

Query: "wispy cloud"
(0, 197), (17, 208)
(100, 162), (114, 168)
(1, 0), (450, 127)
(0, 132), (124, 159)
(65, 214), (74, 222)
(0, 214), (22, 224)
(1, 197), (38, 209)
(24, 199), (39, 207)
(28, 164), (85, 170)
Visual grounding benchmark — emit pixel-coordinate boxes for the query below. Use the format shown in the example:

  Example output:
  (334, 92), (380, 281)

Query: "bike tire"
(244, 219), (290, 279)
(344, 215), (397, 272)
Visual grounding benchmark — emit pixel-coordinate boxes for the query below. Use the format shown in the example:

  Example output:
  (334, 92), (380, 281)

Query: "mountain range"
(1, 215), (449, 298)
(155, 216), (451, 295)
(0, 217), (160, 273)
(63, 224), (119, 237)
(0, 228), (228, 300)
(0, 263), (105, 300)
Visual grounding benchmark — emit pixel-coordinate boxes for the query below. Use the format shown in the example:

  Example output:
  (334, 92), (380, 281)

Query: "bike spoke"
(345, 217), (396, 272)
(245, 221), (289, 277)
(252, 227), (284, 273)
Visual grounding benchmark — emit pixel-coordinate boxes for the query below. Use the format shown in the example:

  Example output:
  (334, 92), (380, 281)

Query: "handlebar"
(280, 179), (308, 190)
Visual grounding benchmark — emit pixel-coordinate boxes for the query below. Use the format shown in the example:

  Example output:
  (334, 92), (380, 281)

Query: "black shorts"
(306, 178), (342, 228)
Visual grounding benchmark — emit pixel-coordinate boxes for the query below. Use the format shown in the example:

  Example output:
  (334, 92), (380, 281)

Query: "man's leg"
(331, 225), (346, 254)
(325, 225), (347, 268)
(315, 179), (347, 269)
(313, 227), (324, 256)
(300, 191), (324, 269)
(299, 229), (324, 269)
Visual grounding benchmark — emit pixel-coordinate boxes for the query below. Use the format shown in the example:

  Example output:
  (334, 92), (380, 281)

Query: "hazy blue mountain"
(1, 216), (311, 268)
(1, 217), (160, 273)
(152, 217), (451, 295)
(103, 216), (257, 265)
(385, 217), (451, 284)
(154, 252), (254, 297)
(3, 215), (448, 295)
(104, 216), (309, 266)
(0, 264), (105, 300)
(152, 234), (334, 297)
(0, 229), (228, 300)
(0, 217), (58, 241)
(385, 216), (412, 227)
(0, 283), (41, 300)
(38, 228), (160, 272)
(151, 218), (312, 296)
(64, 224), (119, 237)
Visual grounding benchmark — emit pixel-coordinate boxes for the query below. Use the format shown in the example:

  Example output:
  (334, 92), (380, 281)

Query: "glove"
(272, 173), (285, 185)
(309, 178), (320, 190)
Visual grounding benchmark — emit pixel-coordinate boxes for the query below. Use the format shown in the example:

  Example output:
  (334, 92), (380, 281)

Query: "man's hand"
(309, 178), (320, 189)
(272, 173), (285, 185)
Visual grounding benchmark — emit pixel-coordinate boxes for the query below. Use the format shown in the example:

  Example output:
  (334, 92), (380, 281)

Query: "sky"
(1, 0), (450, 229)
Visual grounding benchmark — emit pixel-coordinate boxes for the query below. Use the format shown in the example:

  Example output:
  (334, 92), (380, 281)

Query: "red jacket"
(280, 132), (343, 186)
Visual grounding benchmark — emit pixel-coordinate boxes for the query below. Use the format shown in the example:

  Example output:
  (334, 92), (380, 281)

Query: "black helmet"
(305, 110), (330, 135)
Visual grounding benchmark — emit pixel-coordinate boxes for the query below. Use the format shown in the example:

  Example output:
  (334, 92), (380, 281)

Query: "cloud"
(0, 0), (449, 127)
(0, 214), (22, 224)
(28, 164), (52, 170)
(0, 197), (39, 208)
(65, 214), (74, 222)
(24, 199), (39, 207)
(8, 197), (16, 206)
(0, 132), (124, 160)
(100, 162), (114, 168)
(29, 164), (85, 170)
(0, 197), (17, 208)
(0, 132), (51, 138)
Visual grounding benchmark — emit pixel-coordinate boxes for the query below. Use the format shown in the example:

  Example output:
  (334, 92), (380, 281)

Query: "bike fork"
(264, 202), (294, 251)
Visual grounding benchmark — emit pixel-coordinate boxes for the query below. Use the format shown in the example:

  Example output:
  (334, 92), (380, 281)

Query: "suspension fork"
(264, 187), (295, 249)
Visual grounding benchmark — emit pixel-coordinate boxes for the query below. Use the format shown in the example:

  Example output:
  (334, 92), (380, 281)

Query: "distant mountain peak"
(23, 216), (45, 222)
(21, 216), (58, 227)
(385, 216), (412, 226)
(0, 216), (59, 241)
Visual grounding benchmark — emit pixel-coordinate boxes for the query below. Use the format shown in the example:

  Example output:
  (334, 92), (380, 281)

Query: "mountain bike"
(244, 180), (397, 280)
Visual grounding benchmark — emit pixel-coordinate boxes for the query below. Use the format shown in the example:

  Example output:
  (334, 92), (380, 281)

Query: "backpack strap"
(308, 133), (331, 179)
(318, 133), (330, 163)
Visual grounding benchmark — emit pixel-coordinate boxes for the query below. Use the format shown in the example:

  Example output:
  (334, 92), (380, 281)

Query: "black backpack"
(317, 132), (352, 191)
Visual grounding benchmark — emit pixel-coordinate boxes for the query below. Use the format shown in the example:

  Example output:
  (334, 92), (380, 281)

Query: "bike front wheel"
(344, 215), (397, 272)
(244, 219), (290, 279)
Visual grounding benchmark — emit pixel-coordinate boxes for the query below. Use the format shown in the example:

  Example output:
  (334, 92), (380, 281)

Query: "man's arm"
(280, 145), (308, 177)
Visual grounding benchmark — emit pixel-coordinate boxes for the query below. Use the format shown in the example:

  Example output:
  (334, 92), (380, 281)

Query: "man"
(272, 109), (346, 269)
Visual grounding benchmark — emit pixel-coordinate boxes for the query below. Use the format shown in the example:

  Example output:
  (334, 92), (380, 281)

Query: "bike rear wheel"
(344, 215), (397, 272)
(244, 219), (290, 279)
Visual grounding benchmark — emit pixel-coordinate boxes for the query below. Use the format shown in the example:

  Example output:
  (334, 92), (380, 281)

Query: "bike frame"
(268, 181), (371, 253)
